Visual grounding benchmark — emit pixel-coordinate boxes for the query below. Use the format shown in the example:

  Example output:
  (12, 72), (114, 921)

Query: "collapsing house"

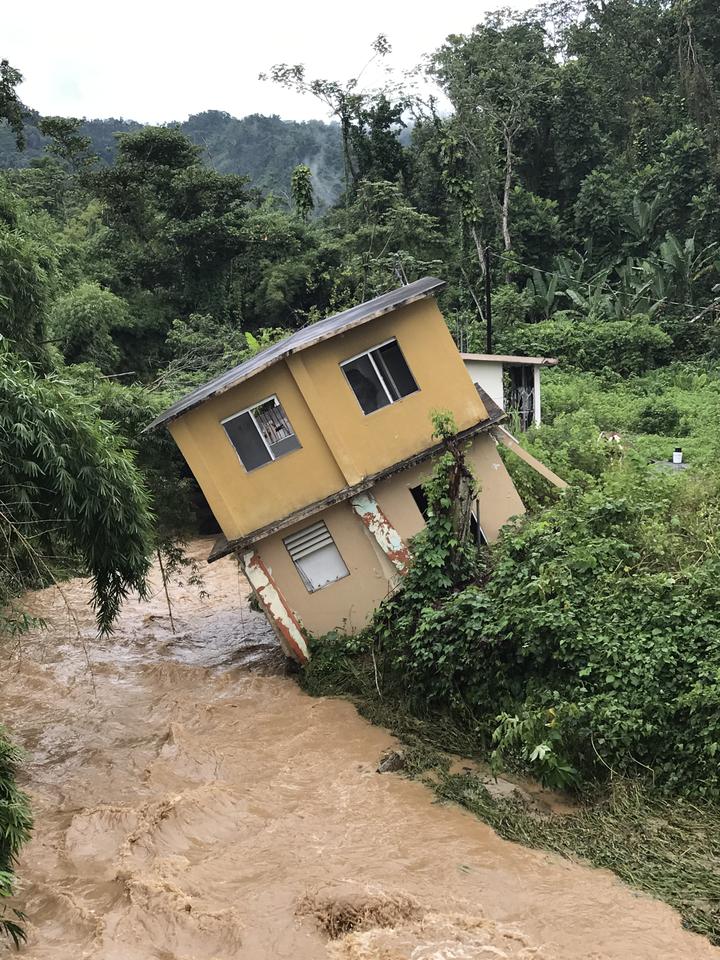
(148, 278), (565, 662)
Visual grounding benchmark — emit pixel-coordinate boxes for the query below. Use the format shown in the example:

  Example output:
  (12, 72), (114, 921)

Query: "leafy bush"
(0, 729), (32, 947)
(308, 431), (720, 799)
(0, 345), (153, 632)
(500, 314), (672, 375)
(49, 282), (132, 372)
(631, 396), (687, 435)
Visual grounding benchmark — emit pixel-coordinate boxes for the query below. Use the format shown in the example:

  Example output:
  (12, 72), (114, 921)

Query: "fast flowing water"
(1, 541), (716, 960)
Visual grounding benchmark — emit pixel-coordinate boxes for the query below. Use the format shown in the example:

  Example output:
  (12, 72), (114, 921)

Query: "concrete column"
(350, 492), (411, 574)
(241, 551), (310, 664)
(533, 365), (542, 427)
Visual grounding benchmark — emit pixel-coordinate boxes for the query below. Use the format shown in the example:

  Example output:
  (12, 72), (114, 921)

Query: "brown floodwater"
(1, 540), (715, 959)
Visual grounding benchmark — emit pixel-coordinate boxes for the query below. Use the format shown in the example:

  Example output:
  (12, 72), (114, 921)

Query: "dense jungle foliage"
(2, 0), (720, 942)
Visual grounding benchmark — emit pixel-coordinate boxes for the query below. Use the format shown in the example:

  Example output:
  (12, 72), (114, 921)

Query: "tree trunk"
(501, 130), (513, 253)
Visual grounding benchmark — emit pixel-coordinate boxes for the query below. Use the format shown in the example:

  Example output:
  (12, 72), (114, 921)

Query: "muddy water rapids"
(1, 541), (715, 959)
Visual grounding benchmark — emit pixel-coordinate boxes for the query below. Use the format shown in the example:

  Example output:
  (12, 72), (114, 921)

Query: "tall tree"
(430, 14), (557, 254)
(0, 60), (25, 149)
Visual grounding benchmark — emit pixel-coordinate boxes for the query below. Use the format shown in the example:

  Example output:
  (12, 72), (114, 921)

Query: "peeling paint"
(241, 551), (310, 664)
(350, 493), (411, 574)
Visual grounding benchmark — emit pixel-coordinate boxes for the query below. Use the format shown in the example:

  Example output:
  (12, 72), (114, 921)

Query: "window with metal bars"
(283, 520), (349, 592)
(340, 338), (418, 415)
(222, 395), (301, 472)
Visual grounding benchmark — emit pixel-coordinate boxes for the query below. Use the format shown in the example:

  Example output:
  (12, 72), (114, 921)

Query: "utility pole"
(484, 246), (493, 353)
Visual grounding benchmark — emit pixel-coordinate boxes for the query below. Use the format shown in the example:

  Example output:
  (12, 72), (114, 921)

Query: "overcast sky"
(5, 0), (538, 124)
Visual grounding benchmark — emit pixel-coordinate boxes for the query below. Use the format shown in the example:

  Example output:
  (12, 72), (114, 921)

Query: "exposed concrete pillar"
(241, 551), (310, 664)
(350, 492), (411, 574)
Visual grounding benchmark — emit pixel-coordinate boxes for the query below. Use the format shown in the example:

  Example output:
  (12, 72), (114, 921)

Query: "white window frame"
(340, 337), (418, 413)
(221, 394), (300, 471)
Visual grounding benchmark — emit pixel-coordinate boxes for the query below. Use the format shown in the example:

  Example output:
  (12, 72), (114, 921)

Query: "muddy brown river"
(2, 541), (716, 959)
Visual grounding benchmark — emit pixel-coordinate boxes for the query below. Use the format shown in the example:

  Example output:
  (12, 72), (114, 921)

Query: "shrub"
(49, 282), (132, 372)
(0, 729), (32, 947)
(500, 314), (672, 375)
(314, 427), (720, 799)
(631, 396), (687, 435)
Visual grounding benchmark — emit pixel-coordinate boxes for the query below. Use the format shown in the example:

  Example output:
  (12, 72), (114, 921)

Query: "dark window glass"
(343, 354), (391, 414)
(224, 397), (300, 472)
(374, 341), (418, 401)
(470, 512), (487, 546)
(224, 410), (271, 471)
(342, 339), (418, 415)
(410, 484), (430, 520)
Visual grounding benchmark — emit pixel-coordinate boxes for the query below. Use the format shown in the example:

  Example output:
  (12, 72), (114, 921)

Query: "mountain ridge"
(0, 108), (344, 207)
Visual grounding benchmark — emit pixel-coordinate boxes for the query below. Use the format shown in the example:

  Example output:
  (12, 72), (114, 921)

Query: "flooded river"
(2, 541), (716, 959)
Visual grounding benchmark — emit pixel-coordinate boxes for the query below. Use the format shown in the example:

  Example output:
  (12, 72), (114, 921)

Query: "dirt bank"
(2, 541), (716, 959)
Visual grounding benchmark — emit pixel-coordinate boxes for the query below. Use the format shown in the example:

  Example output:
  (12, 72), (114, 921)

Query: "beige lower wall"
(254, 501), (398, 637)
(252, 431), (525, 638)
(466, 432), (526, 540)
(373, 431), (525, 544)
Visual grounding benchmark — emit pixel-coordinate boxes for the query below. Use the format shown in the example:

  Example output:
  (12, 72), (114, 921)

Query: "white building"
(461, 353), (558, 430)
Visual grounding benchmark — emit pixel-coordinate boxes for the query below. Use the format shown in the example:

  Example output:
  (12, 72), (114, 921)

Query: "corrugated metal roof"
(461, 353), (558, 366)
(146, 277), (447, 431)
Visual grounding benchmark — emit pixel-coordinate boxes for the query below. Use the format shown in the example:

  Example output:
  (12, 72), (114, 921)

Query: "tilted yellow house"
(148, 278), (564, 662)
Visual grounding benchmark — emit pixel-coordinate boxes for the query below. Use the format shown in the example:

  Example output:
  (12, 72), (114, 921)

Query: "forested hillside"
(3, 0), (720, 945)
(0, 109), (344, 207)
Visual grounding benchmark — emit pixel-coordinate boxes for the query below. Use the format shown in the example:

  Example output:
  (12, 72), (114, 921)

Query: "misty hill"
(0, 109), (344, 208)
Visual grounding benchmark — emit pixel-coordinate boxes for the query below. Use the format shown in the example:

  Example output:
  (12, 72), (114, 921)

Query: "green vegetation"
(2, 0), (720, 945)
(302, 441), (720, 940)
(0, 733), (31, 948)
(0, 109), (343, 209)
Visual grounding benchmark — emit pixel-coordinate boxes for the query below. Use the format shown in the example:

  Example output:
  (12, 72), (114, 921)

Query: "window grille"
(222, 395), (301, 472)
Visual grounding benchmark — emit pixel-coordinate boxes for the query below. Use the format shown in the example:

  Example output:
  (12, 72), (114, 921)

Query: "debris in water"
(377, 749), (406, 774)
(297, 889), (421, 940)
(327, 911), (549, 959)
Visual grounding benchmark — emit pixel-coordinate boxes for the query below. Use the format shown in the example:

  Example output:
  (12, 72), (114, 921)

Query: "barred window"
(223, 396), (301, 472)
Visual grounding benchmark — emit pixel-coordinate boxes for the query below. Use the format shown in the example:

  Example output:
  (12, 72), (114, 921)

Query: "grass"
(299, 654), (720, 946)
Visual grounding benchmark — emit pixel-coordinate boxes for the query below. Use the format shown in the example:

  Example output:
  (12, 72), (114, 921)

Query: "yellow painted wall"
(169, 362), (346, 541)
(168, 296), (489, 542)
(288, 299), (487, 484)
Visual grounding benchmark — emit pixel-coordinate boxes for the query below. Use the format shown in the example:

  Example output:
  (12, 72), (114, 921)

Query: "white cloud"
(4, 0), (538, 123)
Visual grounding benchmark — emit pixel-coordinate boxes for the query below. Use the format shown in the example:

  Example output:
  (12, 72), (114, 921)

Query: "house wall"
(169, 362), (347, 541)
(251, 432), (525, 639)
(254, 500), (398, 637)
(288, 299), (487, 485)
(462, 358), (505, 411)
(372, 432), (525, 544)
(169, 297), (488, 542)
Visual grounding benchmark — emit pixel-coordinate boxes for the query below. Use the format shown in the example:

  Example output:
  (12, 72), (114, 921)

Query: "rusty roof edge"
(145, 278), (447, 432)
(207, 407), (506, 564)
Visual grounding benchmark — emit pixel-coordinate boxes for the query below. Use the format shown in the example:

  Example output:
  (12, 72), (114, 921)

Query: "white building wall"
(462, 359), (505, 411)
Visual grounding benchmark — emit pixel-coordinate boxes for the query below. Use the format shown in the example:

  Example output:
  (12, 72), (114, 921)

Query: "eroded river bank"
(2, 541), (717, 959)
